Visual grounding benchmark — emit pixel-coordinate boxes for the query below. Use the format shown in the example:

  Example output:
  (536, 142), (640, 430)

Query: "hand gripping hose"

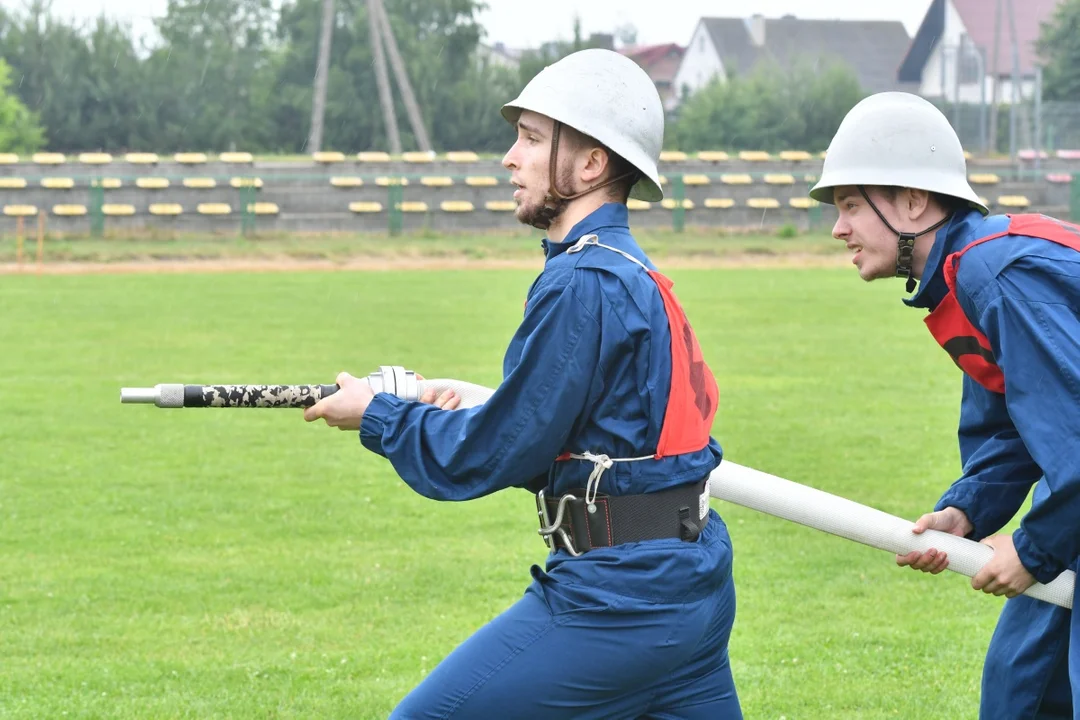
(121, 367), (1075, 609)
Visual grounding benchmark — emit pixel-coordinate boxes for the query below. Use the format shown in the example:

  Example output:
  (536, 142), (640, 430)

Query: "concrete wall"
(0, 154), (1068, 237)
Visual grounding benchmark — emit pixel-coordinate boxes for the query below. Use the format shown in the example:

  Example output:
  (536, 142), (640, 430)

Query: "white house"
(672, 14), (914, 106)
(897, 0), (1061, 105)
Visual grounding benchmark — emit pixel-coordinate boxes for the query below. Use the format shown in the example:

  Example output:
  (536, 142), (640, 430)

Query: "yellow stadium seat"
(102, 204), (136, 216)
(52, 204), (87, 216)
(704, 198), (735, 209)
(969, 173), (1000, 184)
(183, 177), (217, 189)
(658, 175), (668, 185)
(229, 177), (263, 189)
(789, 198), (819, 209)
(349, 201), (383, 213)
(765, 174), (796, 185)
(682, 174), (710, 186)
(697, 151), (730, 162)
(421, 176), (454, 187)
(803, 174), (818, 183)
(175, 153), (208, 164)
(818, 151), (828, 159)
(125, 153), (159, 164)
(376, 176), (409, 186)
(32, 153), (65, 164)
(136, 178), (170, 189)
(964, 151), (973, 160)
(779, 151), (813, 162)
(659, 151), (688, 162)
(485, 201), (517, 211)
(402, 151), (435, 163)
(3, 205), (37, 216)
(0, 178), (26, 189)
(92, 178), (123, 189)
(739, 151), (771, 162)
(721, 174), (753, 185)
(219, 152), (254, 164)
(466, 176), (499, 187)
(78, 153), (112, 165)
(998, 195), (1031, 208)
(149, 203), (182, 215)
(626, 199), (651, 210)
(248, 202), (279, 215)
(0, 154), (18, 164)
(197, 203), (231, 215)
(661, 199), (694, 210)
(748, 197), (781, 209)
(357, 151), (391, 162)
(398, 201), (428, 212)
(440, 201), (474, 212)
(41, 178), (75, 189)
(445, 151), (480, 162)
(314, 151), (345, 163)
(330, 176), (364, 188)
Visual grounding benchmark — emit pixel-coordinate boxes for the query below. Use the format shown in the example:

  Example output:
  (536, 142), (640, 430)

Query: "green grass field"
(1, 257), (1024, 718)
(0, 227), (845, 265)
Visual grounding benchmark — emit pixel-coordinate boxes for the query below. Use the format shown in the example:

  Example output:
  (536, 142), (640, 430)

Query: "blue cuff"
(359, 392), (405, 457)
(1013, 527), (1067, 585)
(934, 487), (979, 539)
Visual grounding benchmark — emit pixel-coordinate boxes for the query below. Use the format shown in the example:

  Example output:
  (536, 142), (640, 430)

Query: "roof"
(622, 43), (684, 67)
(953, 0), (1060, 75)
(700, 16), (912, 93)
(621, 43), (685, 84)
(900, 0), (1061, 80)
(702, 18), (759, 77)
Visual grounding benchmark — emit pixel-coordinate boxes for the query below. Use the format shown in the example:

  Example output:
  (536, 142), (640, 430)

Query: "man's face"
(831, 186), (905, 282)
(501, 110), (575, 228)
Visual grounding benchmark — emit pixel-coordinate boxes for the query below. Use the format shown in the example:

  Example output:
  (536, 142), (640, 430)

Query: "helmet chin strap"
(529, 120), (639, 231)
(857, 186), (952, 293)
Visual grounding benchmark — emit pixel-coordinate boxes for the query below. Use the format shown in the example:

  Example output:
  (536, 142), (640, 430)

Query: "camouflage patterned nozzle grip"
(121, 384), (340, 408)
(121, 367), (424, 409)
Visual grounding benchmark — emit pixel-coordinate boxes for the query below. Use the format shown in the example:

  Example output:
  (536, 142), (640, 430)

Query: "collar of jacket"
(904, 208), (987, 311)
(541, 203), (631, 262)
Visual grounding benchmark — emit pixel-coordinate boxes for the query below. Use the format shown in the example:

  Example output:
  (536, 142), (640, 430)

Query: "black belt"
(535, 478), (710, 556)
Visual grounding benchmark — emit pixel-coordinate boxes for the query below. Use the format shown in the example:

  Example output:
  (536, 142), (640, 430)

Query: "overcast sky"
(3, 0), (935, 48)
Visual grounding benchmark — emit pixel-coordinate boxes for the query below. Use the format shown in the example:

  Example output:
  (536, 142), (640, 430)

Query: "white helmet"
(501, 48), (665, 202)
(810, 92), (987, 215)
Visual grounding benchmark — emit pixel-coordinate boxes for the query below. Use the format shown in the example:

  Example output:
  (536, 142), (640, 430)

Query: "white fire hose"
(121, 366), (1075, 609)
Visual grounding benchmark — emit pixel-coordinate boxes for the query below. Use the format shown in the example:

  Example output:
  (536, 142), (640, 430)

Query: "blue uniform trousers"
(389, 514), (741, 719)
(981, 566), (1079, 719)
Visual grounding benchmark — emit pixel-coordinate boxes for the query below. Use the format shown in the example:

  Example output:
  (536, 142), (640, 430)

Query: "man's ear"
(904, 187), (931, 221)
(580, 147), (609, 184)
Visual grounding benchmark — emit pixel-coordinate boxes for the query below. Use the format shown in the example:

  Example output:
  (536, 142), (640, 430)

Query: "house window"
(958, 48), (981, 84)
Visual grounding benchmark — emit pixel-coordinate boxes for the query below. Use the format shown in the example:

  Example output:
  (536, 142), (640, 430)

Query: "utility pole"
(1006, 0), (1021, 163)
(367, 0), (401, 153)
(370, 0), (433, 152)
(988, 0), (1002, 155)
(308, 0), (335, 153)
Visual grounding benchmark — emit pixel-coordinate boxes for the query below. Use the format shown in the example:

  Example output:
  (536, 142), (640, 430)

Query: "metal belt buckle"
(536, 490), (581, 557)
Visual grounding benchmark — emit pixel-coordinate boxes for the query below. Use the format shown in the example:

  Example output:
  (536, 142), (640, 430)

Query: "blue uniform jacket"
(359, 203), (731, 602)
(906, 208), (1080, 584)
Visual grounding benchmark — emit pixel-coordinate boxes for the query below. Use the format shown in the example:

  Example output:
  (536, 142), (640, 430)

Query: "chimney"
(746, 14), (765, 47)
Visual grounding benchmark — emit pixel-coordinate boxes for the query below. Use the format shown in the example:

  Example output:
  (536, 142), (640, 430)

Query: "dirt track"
(0, 253), (852, 275)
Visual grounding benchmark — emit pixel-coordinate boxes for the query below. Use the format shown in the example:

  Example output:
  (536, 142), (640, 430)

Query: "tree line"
(0, 0), (1074, 156)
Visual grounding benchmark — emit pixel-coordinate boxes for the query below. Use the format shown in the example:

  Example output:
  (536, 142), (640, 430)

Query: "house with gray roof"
(672, 14), (915, 106)
(897, 0), (1061, 105)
